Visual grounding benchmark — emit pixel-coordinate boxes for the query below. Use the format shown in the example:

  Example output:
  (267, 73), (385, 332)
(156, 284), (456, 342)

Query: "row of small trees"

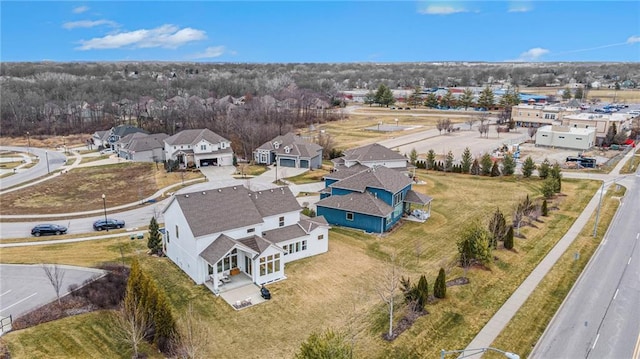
(118, 258), (178, 357)
(412, 147), (517, 176)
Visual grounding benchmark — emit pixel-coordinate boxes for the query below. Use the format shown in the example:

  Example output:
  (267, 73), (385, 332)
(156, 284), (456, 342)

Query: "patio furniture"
(221, 276), (231, 284)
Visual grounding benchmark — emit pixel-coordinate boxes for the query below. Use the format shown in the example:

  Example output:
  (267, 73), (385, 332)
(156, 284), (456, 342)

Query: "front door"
(245, 256), (252, 276)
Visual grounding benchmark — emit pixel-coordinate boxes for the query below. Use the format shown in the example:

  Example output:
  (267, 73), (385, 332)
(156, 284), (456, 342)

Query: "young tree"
(522, 156), (536, 178)
(488, 207), (507, 249)
(42, 264), (66, 305)
(176, 304), (212, 359)
(501, 152), (516, 175)
(541, 177), (557, 198)
(408, 148), (418, 166)
(528, 126), (538, 140)
(470, 158), (481, 176)
(424, 93), (439, 108)
(542, 199), (549, 216)
(444, 151), (454, 172)
(407, 87), (422, 108)
(459, 88), (475, 110)
(114, 299), (148, 359)
(457, 220), (492, 269)
(415, 275), (429, 311)
(480, 153), (493, 176)
(550, 162), (562, 193)
(503, 226), (514, 250)
(461, 147), (473, 173)
(433, 268), (446, 299)
(377, 253), (401, 340)
(364, 91), (376, 106)
(440, 90), (454, 109)
(295, 329), (353, 359)
(490, 161), (501, 177)
(426, 149), (436, 170)
(436, 118), (451, 135)
(477, 86), (495, 110)
(574, 87), (584, 100)
(562, 88), (572, 100)
(466, 117), (475, 130)
(538, 158), (551, 179)
(154, 293), (178, 353)
(147, 217), (162, 255)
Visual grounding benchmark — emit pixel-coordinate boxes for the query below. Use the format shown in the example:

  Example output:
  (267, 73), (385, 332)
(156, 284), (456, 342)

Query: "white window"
(279, 216), (285, 227)
(346, 212), (354, 221)
(260, 253), (280, 276)
(175, 225), (179, 239)
(273, 142), (280, 149)
(200, 144), (206, 150)
(217, 249), (238, 272)
(221, 142), (226, 149)
(247, 228), (255, 233)
(284, 146), (290, 153)
(318, 234), (324, 240)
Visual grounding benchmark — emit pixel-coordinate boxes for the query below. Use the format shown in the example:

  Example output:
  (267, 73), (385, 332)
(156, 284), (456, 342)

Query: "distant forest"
(1, 61), (638, 156)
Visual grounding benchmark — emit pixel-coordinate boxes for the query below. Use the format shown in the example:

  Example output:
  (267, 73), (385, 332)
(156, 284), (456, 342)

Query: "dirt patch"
(0, 162), (157, 215)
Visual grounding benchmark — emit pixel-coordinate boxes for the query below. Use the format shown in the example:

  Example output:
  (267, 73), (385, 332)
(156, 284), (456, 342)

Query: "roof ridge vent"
(233, 186), (237, 190)
(202, 191), (206, 195)
(185, 194), (189, 198)
(218, 189), (222, 192)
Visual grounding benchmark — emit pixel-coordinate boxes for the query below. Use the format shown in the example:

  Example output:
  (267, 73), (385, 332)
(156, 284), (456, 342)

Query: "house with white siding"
(164, 128), (233, 168)
(162, 185), (329, 294)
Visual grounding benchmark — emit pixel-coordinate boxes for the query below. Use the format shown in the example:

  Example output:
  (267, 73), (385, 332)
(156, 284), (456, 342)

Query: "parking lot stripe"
(0, 290), (12, 297)
(0, 292), (37, 313)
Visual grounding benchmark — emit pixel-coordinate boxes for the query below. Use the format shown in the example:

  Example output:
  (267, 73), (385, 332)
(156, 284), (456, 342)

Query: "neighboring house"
(316, 165), (432, 233)
(254, 132), (323, 169)
(104, 125), (149, 149)
(91, 130), (110, 148)
(162, 185), (330, 294)
(164, 128), (233, 168)
(332, 143), (410, 171)
(535, 125), (596, 150)
(116, 132), (169, 162)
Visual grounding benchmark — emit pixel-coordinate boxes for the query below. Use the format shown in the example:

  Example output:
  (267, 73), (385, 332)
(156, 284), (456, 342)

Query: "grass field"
(620, 152), (640, 174)
(0, 163), (203, 215)
(1, 172), (605, 358)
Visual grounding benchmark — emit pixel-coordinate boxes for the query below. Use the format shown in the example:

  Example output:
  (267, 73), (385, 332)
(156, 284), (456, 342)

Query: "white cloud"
(508, 1), (532, 13)
(417, 1), (469, 15)
(627, 35), (640, 44)
(76, 24), (207, 50)
(63, 20), (119, 30)
(514, 47), (549, 61)
(190, 46), (226, 59)
(72, 5), (89, 14)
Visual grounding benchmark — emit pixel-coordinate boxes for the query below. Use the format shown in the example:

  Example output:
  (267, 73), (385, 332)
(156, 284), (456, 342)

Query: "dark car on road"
(31, 224), (67, 236)
(93, 218), (125, 231)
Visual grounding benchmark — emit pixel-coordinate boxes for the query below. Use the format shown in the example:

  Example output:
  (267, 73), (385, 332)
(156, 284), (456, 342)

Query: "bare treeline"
(1, 61), (638, 155)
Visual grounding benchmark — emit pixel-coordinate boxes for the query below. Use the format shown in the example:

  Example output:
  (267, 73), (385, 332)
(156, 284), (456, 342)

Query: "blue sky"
(1, 1), (639, 63)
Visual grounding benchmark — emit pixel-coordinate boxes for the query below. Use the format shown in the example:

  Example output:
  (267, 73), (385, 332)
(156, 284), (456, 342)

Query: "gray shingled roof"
(121, 133), (169, 152)
(330, 165), (412, 194)
(256, 132), (322, 159)
(250, 186), (302, 217)
(112, 125), (148, 137)
(199, 234), (238, 264)
(173, 186), (264, 238)
(324, 163), (370, 180)
(316, 192), (393, 217)
(299, 215), (329, 232)
(199, 234), (260, 264)
(262, 224), (307, 243)
(165, 128), (229, 146)
(404, 190), (433, 205)
(169, 185), (302, 238)
(237, 235), (276, 256)
(341, 143), (407, 163)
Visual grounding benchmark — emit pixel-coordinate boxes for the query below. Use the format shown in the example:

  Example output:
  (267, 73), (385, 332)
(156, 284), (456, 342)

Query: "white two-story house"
(162, 185), (330, 294)
(164, 128), (234, 168)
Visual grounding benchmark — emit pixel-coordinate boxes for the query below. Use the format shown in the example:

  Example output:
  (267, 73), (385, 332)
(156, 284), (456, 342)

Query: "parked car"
(260, 285), (271, 300)
(93, 218), (125, 231)
(100, 148), (114, 155)
(31, 224), (67, 236)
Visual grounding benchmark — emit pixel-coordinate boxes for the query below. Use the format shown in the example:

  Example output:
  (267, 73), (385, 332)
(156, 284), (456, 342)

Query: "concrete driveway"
(0, 264), (105, 320)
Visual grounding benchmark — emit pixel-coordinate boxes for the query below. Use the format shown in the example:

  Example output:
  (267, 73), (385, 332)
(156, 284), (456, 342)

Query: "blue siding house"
(316, 165), (432, 233)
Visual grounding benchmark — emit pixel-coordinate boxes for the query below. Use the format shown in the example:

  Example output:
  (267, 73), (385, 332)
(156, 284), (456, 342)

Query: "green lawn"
(1, 172), (604, 358)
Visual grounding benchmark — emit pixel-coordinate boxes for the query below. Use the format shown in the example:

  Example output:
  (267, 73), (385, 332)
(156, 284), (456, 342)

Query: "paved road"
(0, 264), (105, 320)
(531, 173), (640, 359)
(0, 146), (66, 190)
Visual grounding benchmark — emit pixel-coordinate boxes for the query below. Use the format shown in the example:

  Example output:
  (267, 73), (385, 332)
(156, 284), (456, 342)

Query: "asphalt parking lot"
(0, 264), (105, 322)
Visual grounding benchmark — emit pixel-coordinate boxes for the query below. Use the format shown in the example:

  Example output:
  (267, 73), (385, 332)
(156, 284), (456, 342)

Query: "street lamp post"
(102, 194), (109, 232)
(26, 131), (31, 155)
(395, 118), (399, 127)
(45, 151), (50, 174)
(441, 347), (520, 359)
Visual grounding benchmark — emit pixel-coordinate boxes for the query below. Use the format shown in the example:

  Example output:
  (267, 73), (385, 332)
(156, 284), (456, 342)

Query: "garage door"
(300, 160), (309, 168)
(200, 158), (217, 167)
(279, 158), (296, 168)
